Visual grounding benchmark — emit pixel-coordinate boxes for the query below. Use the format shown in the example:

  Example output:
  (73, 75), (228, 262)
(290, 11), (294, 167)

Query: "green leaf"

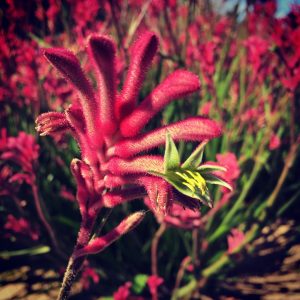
(0, 245), (50, 259)
(181, 140), (208, 169)
(150, 170), (211, 207)
(164, 132), (180, 172)
(197, 163), (226, 173)
(202, 173), (233, 191)
(132, 274), (149, 294)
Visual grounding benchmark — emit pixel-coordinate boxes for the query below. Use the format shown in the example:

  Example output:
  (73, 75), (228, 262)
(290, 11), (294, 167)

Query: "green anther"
(186, 170), (207, 195)
(175, 171), (189, 181)
(175, 170), (207, 196)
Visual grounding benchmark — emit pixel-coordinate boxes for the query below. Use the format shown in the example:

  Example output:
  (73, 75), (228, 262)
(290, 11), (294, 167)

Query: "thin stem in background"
(172, 256), (191, 299)
(94, 208), (113, 238)
(151, 223), (167, 276)
(191, 229), (200, 270)
(109, 1), (124, 51)
(163, 0), (181, 62)
(31, 181), (63, 257)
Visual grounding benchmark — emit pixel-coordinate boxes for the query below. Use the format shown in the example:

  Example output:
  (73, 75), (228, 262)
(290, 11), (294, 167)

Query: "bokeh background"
(1, 0), (300, 299)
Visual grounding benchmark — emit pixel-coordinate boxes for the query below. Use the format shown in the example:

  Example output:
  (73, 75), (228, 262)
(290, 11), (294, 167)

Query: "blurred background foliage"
(1, 0), (300, 299)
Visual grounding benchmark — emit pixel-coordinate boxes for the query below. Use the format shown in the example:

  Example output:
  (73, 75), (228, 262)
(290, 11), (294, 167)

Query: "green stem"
(208, 155), (265, 243)
(31, 182), (62, 257)
(151, 223), (167, 276)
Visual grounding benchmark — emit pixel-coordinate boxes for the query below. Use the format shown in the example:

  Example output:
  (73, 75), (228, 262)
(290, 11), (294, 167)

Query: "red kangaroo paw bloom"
(36, 28), (227, 300)
(37, 31), (224, 259)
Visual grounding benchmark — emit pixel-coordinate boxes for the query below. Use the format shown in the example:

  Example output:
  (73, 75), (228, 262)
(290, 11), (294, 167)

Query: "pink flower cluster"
(0, 130), (39, 185)
(4, 214), (39, 241)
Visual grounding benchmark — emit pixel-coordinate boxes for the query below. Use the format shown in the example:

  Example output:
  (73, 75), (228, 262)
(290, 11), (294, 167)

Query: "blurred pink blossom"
(80, 266), (100, 290)
(4, 214), (39, 240)
(200, 101), (212, 116)
(269, 133), (281, 150)
(227, 228), (245, 254)
(145, 198), (202, 230)
(147, 275), (164, 299)
(216, 152), (240, 192)
(113, 281), (132, 300)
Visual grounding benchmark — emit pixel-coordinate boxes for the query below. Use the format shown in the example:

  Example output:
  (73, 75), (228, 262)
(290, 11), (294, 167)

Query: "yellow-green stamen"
(175, 170), (207, 196)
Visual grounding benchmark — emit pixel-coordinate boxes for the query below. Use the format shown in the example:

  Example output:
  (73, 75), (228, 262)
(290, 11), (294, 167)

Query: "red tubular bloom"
(70, 158), (101, 217)
(139, 176), (171, 215)
(74, 211), (145, 257)
(103, 187), (146, 208)
(36, 111), (69, 136)
(88, 35), (117, 136)
(103, 174), (139, 189)
(116, 31), (159, 120)
(120, 70), (200, 137)
(37, 30), (223, 217)
(110, 117), (221, 158)
(108, 155), (164, 175)
(33, 17), (231, 300)
(43, 48), (101, 147)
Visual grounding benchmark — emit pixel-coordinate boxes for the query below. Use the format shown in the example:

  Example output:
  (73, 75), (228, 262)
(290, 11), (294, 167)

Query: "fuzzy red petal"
(103, 187), (146, 208)
(116, 31), (159, 120)
(74, 211), (145, 257)
(43, 48), (101, 146)
(35, 111), (69, 136)
(108, 155), (164, 175)
(120, 70), (200, 137)
(138, 176), (171, 215)
(88, 35), (117, 136)
(111, 117), (221, 158)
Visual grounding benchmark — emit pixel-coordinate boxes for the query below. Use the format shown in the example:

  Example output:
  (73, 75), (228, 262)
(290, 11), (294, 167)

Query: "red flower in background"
(147, 275), (164, 300)
(269, 133), (281, 150)
(0, 131), (39, 185)
(216, 152), (240, 192)
(227, 228), (245, 254)
(80, 264), (100, 290)
(113, 281), (132, 300)
(146, 197), (202, 230)
(4, 214), (39, 241)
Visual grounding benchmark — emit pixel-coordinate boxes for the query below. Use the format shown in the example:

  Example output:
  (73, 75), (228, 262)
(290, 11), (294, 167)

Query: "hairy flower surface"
(36, 30), (223, 216)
